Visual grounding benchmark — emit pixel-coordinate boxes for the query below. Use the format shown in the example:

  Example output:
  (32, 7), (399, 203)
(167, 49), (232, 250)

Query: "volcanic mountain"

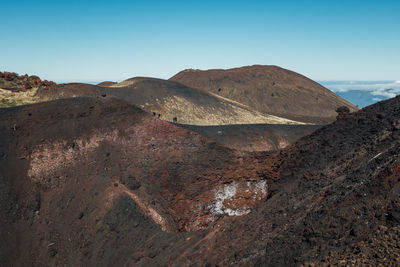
(37, 78), (304, 126)
(170, 65), (359, 124)
(1, 93), (399, 265)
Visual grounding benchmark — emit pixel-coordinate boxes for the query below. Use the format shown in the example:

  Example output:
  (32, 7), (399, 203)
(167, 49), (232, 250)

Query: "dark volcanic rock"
(24, 82), (32, 90)
(336, 105), (350, 119)
(3, 72), (17, 81)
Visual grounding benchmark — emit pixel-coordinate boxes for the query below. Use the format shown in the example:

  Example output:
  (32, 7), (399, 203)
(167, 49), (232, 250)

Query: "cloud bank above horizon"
(321, 81), (400, 108)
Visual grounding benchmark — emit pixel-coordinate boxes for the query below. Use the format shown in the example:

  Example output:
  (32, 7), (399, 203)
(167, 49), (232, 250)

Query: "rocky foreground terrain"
(0, 90), (399, 266)
(0, 66), (397, 266)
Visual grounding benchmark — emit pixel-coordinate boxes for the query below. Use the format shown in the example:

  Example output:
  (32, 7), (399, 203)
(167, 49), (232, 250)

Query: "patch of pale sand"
(0, 87), (43, 107)
(109, 79), (138, 88)
(154, 95), (308, 125)
(209, 92), (309, 124)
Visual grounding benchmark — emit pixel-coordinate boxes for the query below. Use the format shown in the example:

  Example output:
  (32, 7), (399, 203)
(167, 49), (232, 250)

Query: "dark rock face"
(318, 225), (400, 265)
(24, 82), (32, 90)
(3, 72), (17, 81)
(40, 80), (56, 87)
(29, 75), (41, 87)
(336, 105), (350, 119)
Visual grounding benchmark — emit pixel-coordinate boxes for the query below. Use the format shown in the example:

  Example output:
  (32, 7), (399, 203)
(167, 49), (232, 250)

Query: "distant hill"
(37, 77), (305, 126)
(170, 65), (359, 124)
(97, 81), (117, 87)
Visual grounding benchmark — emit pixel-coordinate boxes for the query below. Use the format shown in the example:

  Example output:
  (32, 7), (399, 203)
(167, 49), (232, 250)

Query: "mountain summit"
(170, 65), (358, 124)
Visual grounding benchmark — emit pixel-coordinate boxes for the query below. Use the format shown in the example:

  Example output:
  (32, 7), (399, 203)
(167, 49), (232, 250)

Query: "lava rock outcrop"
(0, 71), (55, 91)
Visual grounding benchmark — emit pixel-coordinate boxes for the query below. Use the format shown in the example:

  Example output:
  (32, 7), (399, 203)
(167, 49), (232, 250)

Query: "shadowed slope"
(178, 123), (322, 151)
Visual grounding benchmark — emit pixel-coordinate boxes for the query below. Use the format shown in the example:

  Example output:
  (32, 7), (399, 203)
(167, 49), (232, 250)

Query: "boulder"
(336, 106), (350, 119)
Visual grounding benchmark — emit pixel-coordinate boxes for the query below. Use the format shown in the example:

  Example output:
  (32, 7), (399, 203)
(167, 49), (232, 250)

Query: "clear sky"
(1, 0), (399, 82)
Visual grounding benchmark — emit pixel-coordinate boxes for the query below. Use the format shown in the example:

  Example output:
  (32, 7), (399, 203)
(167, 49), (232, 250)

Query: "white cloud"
(323, 81), (400, 100)
(371, 89), (396, 98)
(333, 87), (350, 93)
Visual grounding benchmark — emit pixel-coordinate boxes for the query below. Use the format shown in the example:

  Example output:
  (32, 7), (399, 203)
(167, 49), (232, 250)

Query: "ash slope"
(37, 78), (303, 126)
(170, 65), (359, 124)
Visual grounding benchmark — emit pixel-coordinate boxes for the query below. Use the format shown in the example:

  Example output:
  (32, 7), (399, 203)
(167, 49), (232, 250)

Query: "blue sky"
(1, 0), (399, 83)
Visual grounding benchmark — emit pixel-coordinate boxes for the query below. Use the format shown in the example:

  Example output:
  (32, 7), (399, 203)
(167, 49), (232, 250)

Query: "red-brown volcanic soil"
(0, 96), (270, 266)
(170, 65), (359, 124)
(1, 96), (399, 265)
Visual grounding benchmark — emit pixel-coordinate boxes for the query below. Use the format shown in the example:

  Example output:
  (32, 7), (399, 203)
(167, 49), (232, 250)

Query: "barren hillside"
(170, 65), (359, 124)
(37, 78), (305, 126)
